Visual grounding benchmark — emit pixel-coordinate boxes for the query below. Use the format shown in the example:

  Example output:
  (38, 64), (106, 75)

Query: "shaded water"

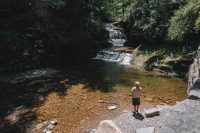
(0, 61), (187, 133)
(58, 60), (187, 97)
(50, 61), (187, 132)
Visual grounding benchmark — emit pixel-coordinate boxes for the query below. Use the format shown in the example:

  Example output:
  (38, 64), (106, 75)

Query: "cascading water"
(94, 23), (132, 65)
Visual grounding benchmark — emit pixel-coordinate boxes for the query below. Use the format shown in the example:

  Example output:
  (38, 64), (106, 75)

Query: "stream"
(0, 23), (187, 133)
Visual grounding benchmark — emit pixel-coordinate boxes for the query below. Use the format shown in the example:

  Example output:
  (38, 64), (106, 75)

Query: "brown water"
(0, 61), (187, 133)
(33, 61), (187, 133)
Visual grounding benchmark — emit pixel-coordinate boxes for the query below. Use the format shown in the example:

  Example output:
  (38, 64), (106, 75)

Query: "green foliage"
(168, 0), (200, 41)
(39, 0), (65, 9)
(104, 0), (132, 22)
(195, 16), (200, 31)
(129, 0), (174, 38)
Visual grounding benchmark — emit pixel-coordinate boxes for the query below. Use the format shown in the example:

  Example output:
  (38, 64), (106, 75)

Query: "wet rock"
(60, 80), (65, 84)
(145, 108), (159, 117)
(30, 80), (45, 86)
(108, 106), (117, 110)
(110, 101), (117, 104)
(96, 120), (122, 133)
(135, 127), (155, 133)
(5, 106), (29, 124)
(82, 97), (87, 100)
(43, 84), (53, 91)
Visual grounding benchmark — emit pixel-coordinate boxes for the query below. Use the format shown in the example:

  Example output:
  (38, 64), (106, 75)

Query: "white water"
(94, 23), (132, 65)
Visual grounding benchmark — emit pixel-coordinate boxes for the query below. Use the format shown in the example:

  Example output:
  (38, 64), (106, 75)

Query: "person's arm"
(129, 88), (133, 96)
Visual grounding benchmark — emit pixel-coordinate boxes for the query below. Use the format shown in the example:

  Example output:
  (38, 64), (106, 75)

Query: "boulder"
(135, 127), (155, 133)
(188, 78), (200, 100)
(188, 89), (200, 100)
(145, 108), (159, 117)
(158, 99), (200, 133)
(96, 120), (122, 133)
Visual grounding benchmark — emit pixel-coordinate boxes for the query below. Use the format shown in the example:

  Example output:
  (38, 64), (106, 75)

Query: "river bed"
(0, 61), (187, 133)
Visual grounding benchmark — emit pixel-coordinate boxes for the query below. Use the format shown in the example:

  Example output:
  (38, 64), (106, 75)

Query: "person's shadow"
(132, 112), (145, 121)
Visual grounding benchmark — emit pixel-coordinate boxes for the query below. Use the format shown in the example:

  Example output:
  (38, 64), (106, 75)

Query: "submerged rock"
(108, 106), (117, 110)
(144, 97), (153, 102)
(97, 100), (104, 103)
(0, 68), (59, 84)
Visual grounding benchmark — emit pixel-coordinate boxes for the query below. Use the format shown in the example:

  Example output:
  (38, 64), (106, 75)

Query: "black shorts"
(132, 98), (140, 105)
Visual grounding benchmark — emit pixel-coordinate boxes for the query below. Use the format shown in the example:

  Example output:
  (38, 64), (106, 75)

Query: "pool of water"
(57, 60), (187, 99)
(0, 60), (187, 133)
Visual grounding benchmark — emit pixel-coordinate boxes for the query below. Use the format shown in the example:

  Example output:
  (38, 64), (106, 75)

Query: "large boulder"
(96, 120), (122, 133)
(158, 99), (200, 133)
(188, 78), (200, 100)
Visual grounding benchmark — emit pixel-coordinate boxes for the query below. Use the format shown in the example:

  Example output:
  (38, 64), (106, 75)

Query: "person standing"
(130, 81), (142, 114)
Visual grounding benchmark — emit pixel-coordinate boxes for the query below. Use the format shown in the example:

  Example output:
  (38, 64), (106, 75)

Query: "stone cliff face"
(188, 46), (200, 99)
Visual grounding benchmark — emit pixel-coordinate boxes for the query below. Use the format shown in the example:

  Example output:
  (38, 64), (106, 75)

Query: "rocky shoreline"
(130, 45), (194, 78)
(93, 46), (200, 133)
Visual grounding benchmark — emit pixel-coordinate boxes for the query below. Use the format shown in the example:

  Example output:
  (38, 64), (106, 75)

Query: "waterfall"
(94, 23), (132, 65)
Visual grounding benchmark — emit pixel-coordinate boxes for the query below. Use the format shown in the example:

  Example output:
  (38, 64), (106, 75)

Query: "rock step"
(144, 108), (160, 118)
(158, 99), (200, 133)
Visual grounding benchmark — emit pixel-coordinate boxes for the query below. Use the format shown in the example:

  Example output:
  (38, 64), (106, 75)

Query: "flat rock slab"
(135, 127), (155, 133)
(145, 108), (159, 117)
(158, 99), (200, 133)
(108, 106), (117, 110)
(96, 120), (122, 133)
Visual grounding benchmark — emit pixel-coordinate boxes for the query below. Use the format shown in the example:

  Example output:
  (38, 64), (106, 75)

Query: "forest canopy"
(0, 0), (200, 68)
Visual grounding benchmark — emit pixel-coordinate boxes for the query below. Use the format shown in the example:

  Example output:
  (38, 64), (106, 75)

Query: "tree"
(128, 0), (174, 39)
(168, 0), (200, 41)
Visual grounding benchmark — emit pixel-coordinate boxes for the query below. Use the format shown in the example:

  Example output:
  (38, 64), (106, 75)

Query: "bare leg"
(133, 105), (136, 112)
(136, 105), (139, 112)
